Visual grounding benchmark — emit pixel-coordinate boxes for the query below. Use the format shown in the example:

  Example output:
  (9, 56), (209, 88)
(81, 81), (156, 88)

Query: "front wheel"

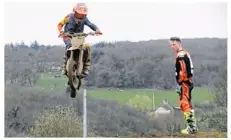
(66, 56), (80, 98)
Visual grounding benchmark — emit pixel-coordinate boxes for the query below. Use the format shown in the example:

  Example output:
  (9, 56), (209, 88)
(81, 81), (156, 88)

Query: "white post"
(152, 93), (155, 110)
(83, 89), (87, 137)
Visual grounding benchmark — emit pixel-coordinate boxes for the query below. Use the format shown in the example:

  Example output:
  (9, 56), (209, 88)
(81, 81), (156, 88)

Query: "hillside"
(4, 38), (227, 137)
(5, 38), (227, 89)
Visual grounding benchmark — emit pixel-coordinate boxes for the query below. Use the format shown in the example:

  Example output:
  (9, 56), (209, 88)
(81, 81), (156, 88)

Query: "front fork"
(77, 48), (84, 75)
(66, 45), (84, 76)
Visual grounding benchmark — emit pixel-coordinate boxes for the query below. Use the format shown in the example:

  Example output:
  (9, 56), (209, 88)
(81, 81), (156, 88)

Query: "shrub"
(27, 105), (94, 137)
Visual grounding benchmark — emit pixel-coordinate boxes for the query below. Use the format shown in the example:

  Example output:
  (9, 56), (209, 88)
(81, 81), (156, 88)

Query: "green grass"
(37, 72), (67, 91)
(37, 72), (213, 107)
(87, 87), (212, 107)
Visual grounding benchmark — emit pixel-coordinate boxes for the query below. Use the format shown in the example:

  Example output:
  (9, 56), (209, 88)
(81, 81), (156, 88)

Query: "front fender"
(67, 46), (80, 51)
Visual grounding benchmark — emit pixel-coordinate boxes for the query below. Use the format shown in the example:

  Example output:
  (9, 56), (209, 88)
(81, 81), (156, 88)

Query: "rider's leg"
(61, 37), (71, 75)
(180, 83), (198, 134)
(82, 43), (91, 76)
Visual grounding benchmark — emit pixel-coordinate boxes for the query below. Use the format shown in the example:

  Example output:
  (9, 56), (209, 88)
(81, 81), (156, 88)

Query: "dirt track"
(127, 132), (227, 138)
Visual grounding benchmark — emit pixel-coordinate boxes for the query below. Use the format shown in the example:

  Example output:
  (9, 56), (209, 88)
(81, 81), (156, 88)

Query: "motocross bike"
(62, 32), (101, 98)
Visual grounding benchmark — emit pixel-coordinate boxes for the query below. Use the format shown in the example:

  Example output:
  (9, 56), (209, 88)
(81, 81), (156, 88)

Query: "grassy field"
(87, 87), (212, 107)
(37, 72), (67, 91)
(37, 72), (213, 107)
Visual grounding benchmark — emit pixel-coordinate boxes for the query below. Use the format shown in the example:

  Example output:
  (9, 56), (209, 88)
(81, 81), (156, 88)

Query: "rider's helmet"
(73, 3), (88, 19)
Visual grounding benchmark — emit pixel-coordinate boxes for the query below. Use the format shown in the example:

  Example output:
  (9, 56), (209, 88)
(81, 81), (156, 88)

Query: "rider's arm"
(175, 56), (182, 84)
(175, 51), (193, 84)
(84, 17), (99, 31)
(58, 14), (70, 32)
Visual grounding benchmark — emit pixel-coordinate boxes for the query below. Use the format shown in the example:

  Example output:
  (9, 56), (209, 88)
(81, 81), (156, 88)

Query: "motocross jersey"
(58, 13), (99, 33)
(175, 50), (194, 85)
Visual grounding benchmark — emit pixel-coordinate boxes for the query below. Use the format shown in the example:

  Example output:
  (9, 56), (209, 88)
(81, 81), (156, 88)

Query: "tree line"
(5, 38), (227, 89)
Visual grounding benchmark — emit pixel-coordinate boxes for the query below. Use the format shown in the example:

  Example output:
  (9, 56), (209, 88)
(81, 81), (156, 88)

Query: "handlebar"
(61, 32), (102, 38)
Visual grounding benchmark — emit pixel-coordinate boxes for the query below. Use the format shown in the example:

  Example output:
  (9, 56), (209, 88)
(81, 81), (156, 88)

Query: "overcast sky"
(4, 1), (227, 45)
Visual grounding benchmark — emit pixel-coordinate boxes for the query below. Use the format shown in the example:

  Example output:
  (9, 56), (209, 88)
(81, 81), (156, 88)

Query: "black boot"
(61, 51), (68, 75)
(82, 45), (91, 77)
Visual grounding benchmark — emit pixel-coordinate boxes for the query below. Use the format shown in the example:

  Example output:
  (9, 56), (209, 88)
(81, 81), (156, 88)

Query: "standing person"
(169, 37), (198, 134)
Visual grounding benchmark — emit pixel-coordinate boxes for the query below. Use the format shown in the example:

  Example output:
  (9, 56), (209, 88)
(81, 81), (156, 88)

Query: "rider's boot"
(82, 44), (91, 77)
(61, 51), (68, 75)
(181, 109), (198, 134)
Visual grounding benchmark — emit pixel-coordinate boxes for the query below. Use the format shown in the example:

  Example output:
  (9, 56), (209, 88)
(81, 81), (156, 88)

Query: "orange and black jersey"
(175, 50), (194, 85)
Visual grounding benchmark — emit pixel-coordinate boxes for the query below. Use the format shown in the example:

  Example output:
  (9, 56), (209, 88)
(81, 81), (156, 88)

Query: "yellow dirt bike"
(63, 32), (101, 98)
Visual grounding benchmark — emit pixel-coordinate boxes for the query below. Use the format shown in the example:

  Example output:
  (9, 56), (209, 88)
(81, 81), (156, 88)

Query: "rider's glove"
(176, 84), (181, 94)
(58, 31), (64, 37)
(95, 30), (102, 35)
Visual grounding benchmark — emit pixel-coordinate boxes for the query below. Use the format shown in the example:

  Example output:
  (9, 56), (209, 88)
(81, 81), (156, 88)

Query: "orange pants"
(179, 82), (193, 112)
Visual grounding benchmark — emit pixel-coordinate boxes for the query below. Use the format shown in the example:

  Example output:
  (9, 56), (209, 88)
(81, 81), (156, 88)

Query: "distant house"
(50, 66), (61, 72)
(148, 99), (193, 131)
(147, 99), (183, 127)
(154, 99), (173, 116)
(153, 99), (180, 116)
